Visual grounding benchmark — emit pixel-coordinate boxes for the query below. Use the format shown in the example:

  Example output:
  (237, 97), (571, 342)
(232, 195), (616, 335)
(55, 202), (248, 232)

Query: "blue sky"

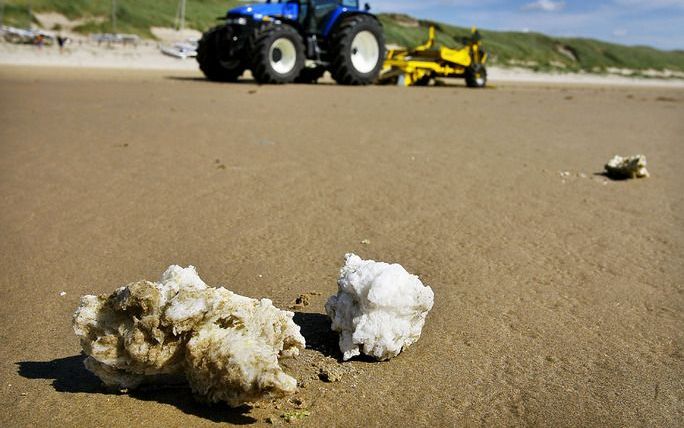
(370, 0), (684, 50)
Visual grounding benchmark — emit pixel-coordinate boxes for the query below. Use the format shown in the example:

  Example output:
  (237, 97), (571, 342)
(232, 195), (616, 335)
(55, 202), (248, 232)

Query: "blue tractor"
(197, 0), (385, 85)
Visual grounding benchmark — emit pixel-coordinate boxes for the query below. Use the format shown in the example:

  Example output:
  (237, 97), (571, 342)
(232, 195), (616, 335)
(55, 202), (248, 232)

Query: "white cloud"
(522, 0), (566, 12)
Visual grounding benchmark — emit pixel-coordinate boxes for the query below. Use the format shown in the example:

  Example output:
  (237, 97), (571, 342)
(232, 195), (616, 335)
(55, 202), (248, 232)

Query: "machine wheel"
(250, 24), (305, 84)
(295, 65), (326, 84)
(465, 64), (487, 88)
(414, 75), (432, 86)
(330, 15), (385, 85)
(197, 26), (245, 82)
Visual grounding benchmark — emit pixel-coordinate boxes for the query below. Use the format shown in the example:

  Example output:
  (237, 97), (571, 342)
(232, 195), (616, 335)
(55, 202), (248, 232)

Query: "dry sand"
(0, 65), (682, 426)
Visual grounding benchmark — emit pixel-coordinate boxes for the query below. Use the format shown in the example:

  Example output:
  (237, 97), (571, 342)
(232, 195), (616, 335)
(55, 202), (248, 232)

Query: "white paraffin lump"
(605, 154), (650, 179)
(325, 254), (434, 361)
(73, 266), (305, 406)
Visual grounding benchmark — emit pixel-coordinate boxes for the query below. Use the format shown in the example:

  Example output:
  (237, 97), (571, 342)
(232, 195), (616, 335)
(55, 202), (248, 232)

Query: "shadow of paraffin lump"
(593, 171), (629, 181)
(129, 389), (256, 424)
(16, 355), (257, 425)
(293, 312), (387, 363)
(293, 312), (340, 359)
(17, 355), (102, 393)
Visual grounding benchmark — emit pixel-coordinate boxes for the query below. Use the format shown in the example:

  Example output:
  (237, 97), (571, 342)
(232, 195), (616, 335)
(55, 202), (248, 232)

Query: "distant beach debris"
(604, 154), (650, 179)
(90, 33), (140, 46)
(1, 25), (55, 45)
(160, 39), (198, 59)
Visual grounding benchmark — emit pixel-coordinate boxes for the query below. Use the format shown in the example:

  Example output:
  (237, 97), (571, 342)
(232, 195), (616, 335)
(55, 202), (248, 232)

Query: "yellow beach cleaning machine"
(380, 26), (488, 87)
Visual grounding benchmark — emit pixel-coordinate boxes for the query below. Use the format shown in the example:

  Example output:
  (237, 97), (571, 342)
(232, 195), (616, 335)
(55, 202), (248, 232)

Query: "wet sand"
(0, 65), (682, 426)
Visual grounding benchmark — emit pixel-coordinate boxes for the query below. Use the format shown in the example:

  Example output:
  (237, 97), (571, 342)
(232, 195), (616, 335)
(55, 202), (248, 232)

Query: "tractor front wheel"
(250, 25), (305, 84)
(197, 26), (245, 82)
(330, 15), (385, 85)
(465, 64), (487, 88)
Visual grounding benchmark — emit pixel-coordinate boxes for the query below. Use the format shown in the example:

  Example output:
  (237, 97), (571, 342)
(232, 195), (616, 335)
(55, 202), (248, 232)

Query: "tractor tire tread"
(330, 15), (385, 86)
(197, 26), (244, 82)
(250, 24), (305, 84)
(465, 64), (487, 88)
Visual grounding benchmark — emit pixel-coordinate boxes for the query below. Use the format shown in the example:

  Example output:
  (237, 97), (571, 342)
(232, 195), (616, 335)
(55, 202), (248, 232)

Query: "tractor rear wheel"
(197, 26), (245, 82)
(330, 15), (385, 85)
(465, 64), (487, 88)
(250, 25), (305, 84)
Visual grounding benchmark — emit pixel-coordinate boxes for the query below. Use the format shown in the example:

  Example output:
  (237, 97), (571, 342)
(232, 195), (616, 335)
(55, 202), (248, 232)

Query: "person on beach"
(57, 35), (66, 53)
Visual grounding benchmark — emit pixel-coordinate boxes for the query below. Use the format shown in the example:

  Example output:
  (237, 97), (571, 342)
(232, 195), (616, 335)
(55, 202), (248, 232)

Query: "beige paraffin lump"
(604, 154), (650, 179)
(73, 265), (305, 406)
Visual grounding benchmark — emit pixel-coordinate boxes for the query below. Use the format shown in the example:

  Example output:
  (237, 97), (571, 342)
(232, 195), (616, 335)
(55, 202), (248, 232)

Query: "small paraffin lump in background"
(325, 254), (435, 361)
(73, 265), (305, 407)
(604, 154), (650, 179)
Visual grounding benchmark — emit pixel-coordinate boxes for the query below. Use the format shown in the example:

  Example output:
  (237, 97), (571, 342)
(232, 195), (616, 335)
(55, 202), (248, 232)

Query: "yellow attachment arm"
(415, 26), (436, 51)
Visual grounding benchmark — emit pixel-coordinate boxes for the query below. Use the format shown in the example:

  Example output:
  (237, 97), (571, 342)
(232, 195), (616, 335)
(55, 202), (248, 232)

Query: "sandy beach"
(0, 65), (682, 426)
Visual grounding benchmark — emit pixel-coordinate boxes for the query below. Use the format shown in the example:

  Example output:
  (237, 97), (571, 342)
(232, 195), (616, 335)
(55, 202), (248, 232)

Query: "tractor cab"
(227, 0), (364, 37)
(299, 1), (368, 35)
(302, 0), (348, 35)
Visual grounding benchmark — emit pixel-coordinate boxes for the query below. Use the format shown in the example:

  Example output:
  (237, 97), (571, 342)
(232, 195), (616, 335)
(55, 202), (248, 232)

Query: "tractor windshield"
(260, 0), (359, 6)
